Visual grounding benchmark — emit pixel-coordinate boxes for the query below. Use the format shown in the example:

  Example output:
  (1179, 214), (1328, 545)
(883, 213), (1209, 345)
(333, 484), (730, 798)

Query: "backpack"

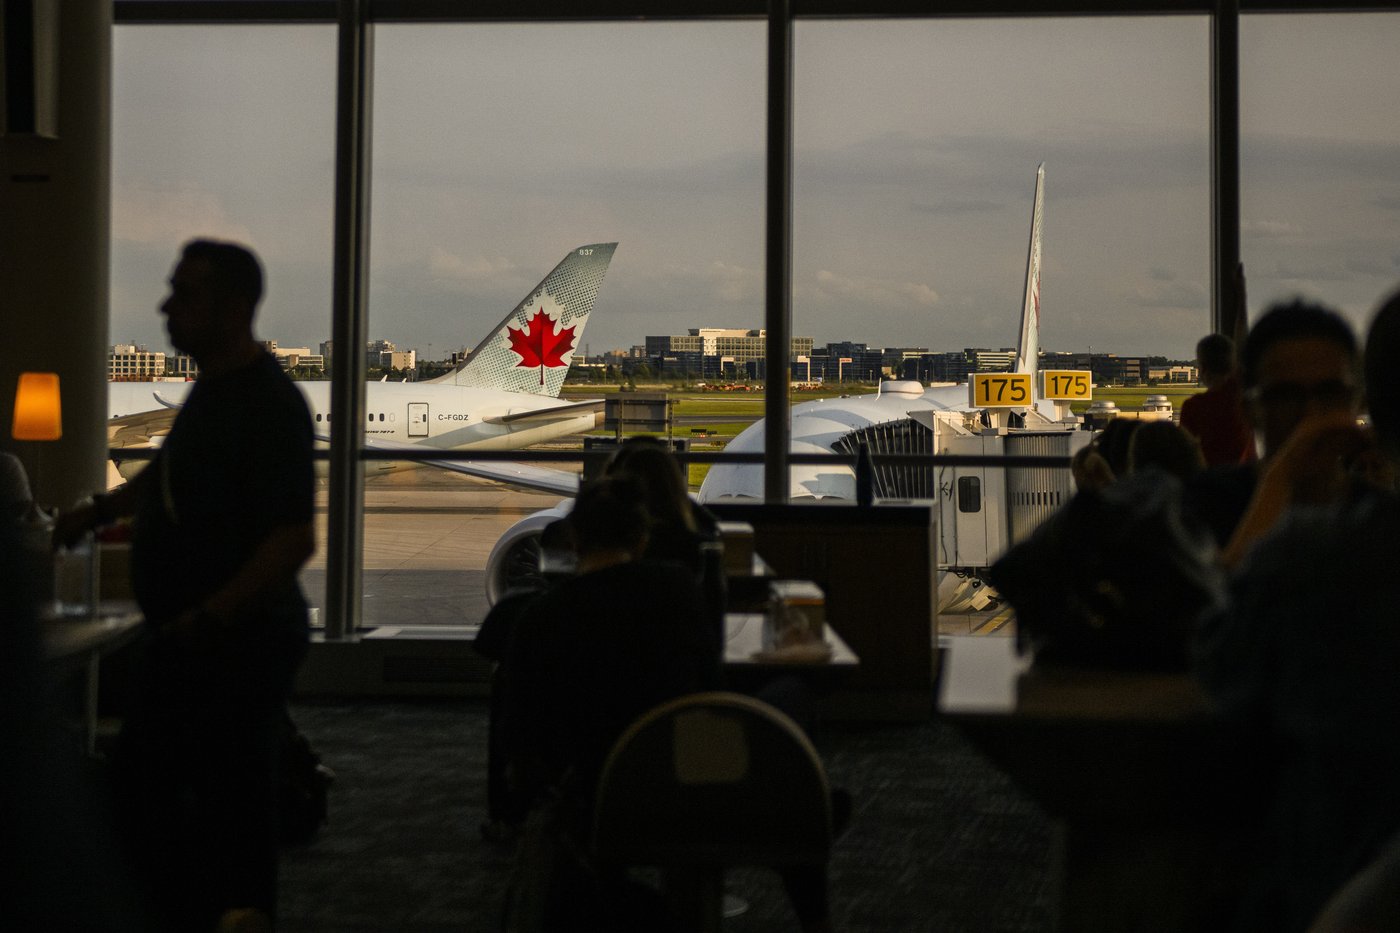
(989, 469), (1227, 671)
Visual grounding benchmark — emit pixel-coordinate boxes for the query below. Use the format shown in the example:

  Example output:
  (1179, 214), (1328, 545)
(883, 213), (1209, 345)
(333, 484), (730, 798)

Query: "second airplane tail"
(429, 242), (618, 396)
(1015, 165), (1044, 393)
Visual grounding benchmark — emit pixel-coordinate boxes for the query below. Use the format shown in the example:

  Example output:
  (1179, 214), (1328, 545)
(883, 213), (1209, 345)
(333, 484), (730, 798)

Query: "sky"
(109, 13), (1400, 364)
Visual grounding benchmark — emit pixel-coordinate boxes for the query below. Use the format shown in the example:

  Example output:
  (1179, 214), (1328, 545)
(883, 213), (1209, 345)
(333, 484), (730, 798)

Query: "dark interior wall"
(0, 1), (111, 509)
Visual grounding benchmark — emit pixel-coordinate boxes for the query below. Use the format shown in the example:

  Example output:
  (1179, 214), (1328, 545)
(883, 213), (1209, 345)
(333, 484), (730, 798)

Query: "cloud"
(1148, 267), (1176, 281)
(812, 269), (940, 309)
(1241, 219), (1303, 239)
(910, 199), (1003, 216)
(650, 258), (762, 307)
(704, 260), (760, 304)
(427, 248), (519, 284)
(1344, 256), (1400, 276)
(1129, 279), (1208, 311)
(1270, 262), (1349, 283)
(1374, 195), (1400, 211)
(113, 182), (253, 246)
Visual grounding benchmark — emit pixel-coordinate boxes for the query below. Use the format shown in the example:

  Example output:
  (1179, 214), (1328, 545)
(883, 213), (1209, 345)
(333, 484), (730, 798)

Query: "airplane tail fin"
(428, 243), (617, 396)
(1015, 165), (1044, 392)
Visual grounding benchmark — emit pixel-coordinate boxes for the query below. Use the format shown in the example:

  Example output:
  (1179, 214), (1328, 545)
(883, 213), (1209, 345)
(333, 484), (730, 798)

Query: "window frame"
(113, 0), (1400, 636)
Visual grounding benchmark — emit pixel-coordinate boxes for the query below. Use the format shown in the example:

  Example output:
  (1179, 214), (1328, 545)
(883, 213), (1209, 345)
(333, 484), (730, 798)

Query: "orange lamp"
(12, 372), (62, 441)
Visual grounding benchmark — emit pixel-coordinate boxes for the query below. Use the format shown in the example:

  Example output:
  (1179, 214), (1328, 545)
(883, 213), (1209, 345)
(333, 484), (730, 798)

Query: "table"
(43, 604), (144, 755)
(938, 636), (1257, 933)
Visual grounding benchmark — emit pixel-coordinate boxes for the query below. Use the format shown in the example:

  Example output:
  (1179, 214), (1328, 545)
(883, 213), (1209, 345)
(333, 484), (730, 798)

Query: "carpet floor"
(279, 699), (1054, 933)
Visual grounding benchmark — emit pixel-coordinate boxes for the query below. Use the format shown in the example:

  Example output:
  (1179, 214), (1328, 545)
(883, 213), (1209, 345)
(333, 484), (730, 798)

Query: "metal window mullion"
(325, 0), (373, 640)
(763, 0), (792, 503)
(1211, 0), (1241, 338)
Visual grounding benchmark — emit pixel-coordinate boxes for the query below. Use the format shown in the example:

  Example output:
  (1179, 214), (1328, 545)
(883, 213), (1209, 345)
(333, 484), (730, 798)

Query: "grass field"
(1072, 384), (1203, 414)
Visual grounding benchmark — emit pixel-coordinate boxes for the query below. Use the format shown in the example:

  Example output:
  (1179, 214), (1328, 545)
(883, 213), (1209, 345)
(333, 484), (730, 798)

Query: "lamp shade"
(12, 372), (62, 441)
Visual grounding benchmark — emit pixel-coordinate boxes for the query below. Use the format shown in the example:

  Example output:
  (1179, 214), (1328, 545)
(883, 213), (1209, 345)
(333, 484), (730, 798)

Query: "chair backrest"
(593, 691), (832, 869)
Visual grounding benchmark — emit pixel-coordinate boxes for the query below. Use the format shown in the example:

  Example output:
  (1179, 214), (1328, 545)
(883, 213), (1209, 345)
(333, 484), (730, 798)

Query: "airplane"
(107, 243), (618, 493)
(483, 165), (1091, 612)
(696, 163), (1051, 504)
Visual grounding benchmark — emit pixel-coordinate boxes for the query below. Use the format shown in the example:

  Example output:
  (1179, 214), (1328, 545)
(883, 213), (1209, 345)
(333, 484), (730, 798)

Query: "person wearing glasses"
(1193, 293), (1400, 933)
(1184, 300), (1362, 551)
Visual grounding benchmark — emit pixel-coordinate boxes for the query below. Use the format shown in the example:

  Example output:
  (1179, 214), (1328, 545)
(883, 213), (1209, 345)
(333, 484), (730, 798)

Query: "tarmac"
(301, 466), (564, 631)
(303, 465), (1013, 637)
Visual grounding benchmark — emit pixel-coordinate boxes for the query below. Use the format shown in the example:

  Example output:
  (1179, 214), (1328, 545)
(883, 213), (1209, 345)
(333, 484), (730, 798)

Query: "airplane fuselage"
(108, 380), (600, 452)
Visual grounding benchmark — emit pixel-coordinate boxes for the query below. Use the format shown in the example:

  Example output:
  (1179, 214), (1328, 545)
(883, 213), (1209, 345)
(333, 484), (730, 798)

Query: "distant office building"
(1040, 351), (1093, 372)
(263, 341), (325, 373)
(1148, 364), (1196, 383)
(904, 348), (1016, 384)
(377, 350), (416, 371)
(645, 328), (813, 368)
(1083, 355), (1150, 385)
(108, 344), (166, 381)
(883, 347), (929, 375)
(969, 349), (1016, 372)
(169, 355), (199, 379)
(815, 342), (885, 382)
(654, 351), (704, 377)
(316, 339), (414, 373)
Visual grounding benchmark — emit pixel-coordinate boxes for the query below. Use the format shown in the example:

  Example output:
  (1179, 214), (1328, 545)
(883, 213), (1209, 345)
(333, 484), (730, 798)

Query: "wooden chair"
(592, 691), (833, 933)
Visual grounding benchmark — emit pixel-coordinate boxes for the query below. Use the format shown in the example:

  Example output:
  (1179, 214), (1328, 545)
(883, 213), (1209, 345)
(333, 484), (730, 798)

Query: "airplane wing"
(107, 408), (176, 449)
(410, 455), (580, 495)
(483, 399), (605, 426)
(313, 432), (581, 496)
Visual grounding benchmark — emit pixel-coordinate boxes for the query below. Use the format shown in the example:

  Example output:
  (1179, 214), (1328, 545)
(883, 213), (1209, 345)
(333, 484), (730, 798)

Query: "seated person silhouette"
(1127, 420), (1206, 483)
(603, 436), (719, 571)
(502, 475), (722, 826)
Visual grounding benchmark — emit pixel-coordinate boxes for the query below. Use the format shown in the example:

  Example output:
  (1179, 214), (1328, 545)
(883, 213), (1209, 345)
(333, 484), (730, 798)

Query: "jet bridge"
(834, 410), (1089, 611)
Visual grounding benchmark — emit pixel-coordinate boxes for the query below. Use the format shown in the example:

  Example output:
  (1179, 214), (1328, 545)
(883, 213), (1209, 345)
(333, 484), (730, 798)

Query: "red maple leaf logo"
(507, 307), (577, 385)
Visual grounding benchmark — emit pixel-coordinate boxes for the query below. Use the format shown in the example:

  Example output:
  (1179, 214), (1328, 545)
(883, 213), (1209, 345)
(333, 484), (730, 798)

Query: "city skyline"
(106, 333), (1194, 368)
(110, 15), (1400, 362)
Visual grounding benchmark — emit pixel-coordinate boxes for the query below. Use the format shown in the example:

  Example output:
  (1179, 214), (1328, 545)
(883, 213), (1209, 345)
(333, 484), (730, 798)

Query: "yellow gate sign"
(1040, 370), (1093, 401)
(969, 373), (1033, 408)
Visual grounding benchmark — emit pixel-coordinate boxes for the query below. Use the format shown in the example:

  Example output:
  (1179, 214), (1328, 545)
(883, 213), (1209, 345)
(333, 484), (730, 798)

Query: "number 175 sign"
(969, 373), (1032, 408)
(1040, 370), (1093, 401)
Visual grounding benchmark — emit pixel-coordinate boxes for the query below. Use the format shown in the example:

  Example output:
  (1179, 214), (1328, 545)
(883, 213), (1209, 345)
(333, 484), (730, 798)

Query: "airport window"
(364, 21), (764, 629)
(1240, 13), (1400, 336)
(110, 22), (337, 620)
(792, 17), (1210, 367)
(106, 3), (1400, 641)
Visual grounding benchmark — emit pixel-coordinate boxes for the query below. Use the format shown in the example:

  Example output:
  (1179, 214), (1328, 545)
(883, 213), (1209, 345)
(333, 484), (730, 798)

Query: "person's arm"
(51, 472), (149, 550)
(1222, 412), (1373, 569)
(170, 521), (314, 634)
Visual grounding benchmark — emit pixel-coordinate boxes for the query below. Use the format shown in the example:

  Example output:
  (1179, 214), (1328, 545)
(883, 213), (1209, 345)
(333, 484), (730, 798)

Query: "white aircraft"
(484, 166), (1087, 610)
(697, 163), (1050, 503)
(107, 243), (618, 493)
